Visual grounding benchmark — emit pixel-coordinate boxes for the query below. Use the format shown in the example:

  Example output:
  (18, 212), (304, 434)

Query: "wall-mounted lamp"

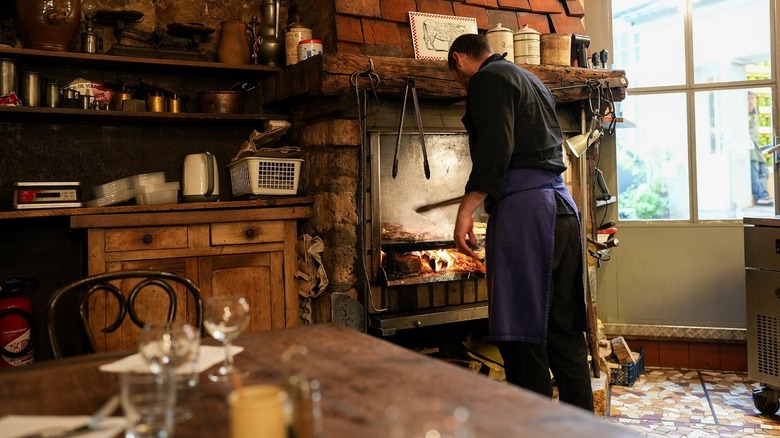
(565, 129), (602, 157)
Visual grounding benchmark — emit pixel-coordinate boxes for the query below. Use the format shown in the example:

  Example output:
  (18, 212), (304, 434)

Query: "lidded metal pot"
(486, 23), (514, 61)
(513, 24), (541, 65)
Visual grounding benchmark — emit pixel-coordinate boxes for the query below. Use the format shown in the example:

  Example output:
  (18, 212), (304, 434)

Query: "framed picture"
(409, 12), (478, 61)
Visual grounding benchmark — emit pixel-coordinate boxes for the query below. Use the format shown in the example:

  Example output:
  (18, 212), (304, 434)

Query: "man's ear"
(452, 52), (464, 68)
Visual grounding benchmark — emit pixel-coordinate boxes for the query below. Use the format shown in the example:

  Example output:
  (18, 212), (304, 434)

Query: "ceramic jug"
(14, 0), (82, 51)
(217, 21), (250, 65)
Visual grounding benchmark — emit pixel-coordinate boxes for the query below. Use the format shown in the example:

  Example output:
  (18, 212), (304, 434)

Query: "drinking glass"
(203, 295), (250, 382)
(385, 399), (474, 438)
(120, 369), (177, 438)
(138, 322), (201, 422)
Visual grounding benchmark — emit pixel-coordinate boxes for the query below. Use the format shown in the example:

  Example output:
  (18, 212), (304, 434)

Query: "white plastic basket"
(229, 157), (303, 196)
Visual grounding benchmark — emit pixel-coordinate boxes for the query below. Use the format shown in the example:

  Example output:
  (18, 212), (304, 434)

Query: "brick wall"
(295, 0), (586, 59)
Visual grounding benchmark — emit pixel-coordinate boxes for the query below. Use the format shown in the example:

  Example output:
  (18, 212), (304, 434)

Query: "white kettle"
(183, 152), (220, 202)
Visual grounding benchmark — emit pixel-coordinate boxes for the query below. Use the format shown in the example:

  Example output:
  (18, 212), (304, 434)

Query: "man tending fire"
(447, 33), (594, 412)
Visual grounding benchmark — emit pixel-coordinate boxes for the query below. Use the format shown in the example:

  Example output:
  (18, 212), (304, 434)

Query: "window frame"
(602, 0), (779, 223)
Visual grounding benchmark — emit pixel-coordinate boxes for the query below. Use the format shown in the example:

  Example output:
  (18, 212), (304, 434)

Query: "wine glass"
(139, 322), (200, 375)
(203, 295), (251, 382)
(138, 321), (201, 422)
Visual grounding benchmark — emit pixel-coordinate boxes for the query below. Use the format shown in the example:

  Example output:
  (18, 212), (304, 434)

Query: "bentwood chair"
(47, 270), (202, 359)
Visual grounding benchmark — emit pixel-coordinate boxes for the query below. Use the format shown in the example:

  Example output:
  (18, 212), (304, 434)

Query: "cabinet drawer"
(105, 226), (188, 252)
(745, 225), (780, 271)
(211, 221), (284, 246)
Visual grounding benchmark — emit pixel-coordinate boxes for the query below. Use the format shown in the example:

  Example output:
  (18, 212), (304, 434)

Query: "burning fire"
(383, 248), (486, 277)
(419, 249), (482, 273)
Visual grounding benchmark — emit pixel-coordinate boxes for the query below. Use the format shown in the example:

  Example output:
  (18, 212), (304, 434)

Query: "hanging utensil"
(394, 76), (430, 179)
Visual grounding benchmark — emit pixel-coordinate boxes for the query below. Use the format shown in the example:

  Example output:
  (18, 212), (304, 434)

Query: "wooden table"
(0, 323), (636, 437)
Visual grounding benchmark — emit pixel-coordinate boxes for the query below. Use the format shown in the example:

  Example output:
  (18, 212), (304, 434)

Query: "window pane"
(617, 93), (690, 220)
(696, 88), (774, 219)
(612, 0), (685, 87)
(692, 0), (771, 84)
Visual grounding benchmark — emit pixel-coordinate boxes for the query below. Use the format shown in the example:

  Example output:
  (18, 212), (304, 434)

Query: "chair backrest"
(47, 270), (202, 359)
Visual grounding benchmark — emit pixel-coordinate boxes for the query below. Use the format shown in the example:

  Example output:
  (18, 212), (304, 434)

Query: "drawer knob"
(143, 234), (153, 244)
(245, 228), (256, 238)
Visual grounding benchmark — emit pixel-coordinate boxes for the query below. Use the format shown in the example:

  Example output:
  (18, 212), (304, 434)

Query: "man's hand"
(454, 190), (488, 260)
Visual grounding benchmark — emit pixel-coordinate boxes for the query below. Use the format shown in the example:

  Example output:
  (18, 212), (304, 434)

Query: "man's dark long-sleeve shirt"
(461, 55), (566, 204)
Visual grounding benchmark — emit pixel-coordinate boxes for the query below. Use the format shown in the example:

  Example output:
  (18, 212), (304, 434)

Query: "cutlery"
(20, 394), (120, 438)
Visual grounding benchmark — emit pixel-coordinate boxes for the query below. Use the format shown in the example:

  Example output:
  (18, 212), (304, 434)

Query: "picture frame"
(408, 12), (478, 61)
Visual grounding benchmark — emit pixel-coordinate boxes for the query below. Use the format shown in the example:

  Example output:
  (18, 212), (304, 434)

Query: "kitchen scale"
(94, 9), (213, 61)
(13, 182), (83, 209)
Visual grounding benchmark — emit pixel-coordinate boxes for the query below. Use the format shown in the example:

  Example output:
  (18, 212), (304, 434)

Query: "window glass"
(692, 0), (771, 84)
(612, 0), (685, 88)
(696, 88), (774, 219)
(617, 93), (690, 220)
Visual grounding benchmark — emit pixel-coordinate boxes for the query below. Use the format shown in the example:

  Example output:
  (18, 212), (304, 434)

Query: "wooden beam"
(258, 53), (628, 105)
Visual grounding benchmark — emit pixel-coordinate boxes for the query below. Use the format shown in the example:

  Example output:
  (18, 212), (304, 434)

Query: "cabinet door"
(198, 251), (294, 333)
(88, 258), (199, 352)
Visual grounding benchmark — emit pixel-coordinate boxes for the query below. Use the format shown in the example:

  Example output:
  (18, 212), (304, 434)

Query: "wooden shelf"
(0, 105), (288, 124)
(0, 46), (279, 78)
(258, 53), (629, 105)
(0, 197), (315, 221)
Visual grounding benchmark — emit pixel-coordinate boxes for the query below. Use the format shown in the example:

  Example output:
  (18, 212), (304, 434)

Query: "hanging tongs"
(393, 76), (430, 179)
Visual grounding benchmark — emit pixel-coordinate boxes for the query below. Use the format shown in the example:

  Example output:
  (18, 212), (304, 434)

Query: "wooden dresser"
(69, 200), (311, 351)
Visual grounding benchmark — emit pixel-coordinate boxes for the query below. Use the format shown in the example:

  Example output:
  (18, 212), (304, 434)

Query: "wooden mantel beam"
(258, 53), (628, 106)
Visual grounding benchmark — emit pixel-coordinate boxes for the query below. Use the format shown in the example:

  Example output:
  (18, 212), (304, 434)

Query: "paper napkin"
(0, 415), (126, 438)
(98, 345), (245, 374)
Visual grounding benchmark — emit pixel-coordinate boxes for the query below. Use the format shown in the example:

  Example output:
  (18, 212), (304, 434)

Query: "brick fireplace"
(258, 0), (628, 332)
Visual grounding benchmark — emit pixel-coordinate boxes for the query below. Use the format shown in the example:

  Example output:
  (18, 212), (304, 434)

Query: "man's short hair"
(447, 33), (492, 70)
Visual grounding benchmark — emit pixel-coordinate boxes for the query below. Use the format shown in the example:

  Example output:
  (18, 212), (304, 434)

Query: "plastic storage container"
(86, 188), (135, 207)
(129, 172), (166, 189)
(89, 177), (134, 206)
(91, 176), (132, 198)
(134, 181), (180, 205)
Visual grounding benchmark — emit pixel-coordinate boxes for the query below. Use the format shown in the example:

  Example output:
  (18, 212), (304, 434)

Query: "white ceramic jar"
(486, 23), (514, 60)
(298, 38), (323, 62)
(285, 21), (311, 66)
(513, 24), (540, 65)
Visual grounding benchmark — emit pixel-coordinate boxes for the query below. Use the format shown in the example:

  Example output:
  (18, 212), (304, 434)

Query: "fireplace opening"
(365, 131), (489, 335)
(370, 132), (488, 283)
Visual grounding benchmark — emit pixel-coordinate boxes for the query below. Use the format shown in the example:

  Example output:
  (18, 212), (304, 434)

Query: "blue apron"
(485, 168), (582, 345)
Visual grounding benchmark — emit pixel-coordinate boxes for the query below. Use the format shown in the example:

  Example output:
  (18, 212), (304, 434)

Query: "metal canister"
(45, 82), (60, 108)
(113, 89), (133, 111)
(60, 89), (80, 108)
(0, 58), (18, 96)
(513, 25), (541, 65)
(21, 72), (41, 107)
(168, 94), (181, 113)
(146, 91), (166, 112)
(80, 94), (90, 109)
(486, 23), (514, 61)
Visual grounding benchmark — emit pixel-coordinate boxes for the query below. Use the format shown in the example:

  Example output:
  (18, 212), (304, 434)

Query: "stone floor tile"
(604, 367), (780, 437)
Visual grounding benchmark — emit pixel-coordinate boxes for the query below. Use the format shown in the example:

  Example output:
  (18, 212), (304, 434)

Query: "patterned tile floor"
(605, 368), (780, 437)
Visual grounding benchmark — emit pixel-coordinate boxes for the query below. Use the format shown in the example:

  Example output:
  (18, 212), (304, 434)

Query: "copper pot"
(197, 90), (246, 114)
